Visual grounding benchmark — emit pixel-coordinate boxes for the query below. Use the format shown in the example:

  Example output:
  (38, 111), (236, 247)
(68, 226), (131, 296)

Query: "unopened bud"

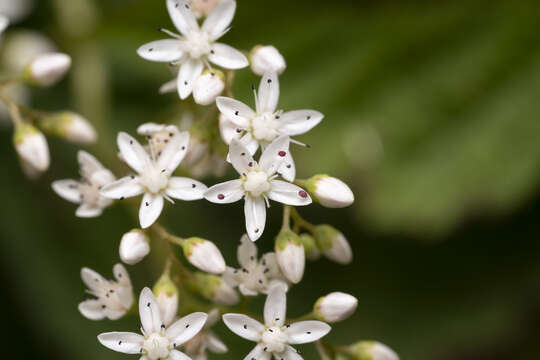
(23, 52), (71, 87)
(314, 292), (358, 323)
(153, 273), (179, 327)
(119, 229), (150, 265)
(313, 225), (352, 265)
(191, 272), (239, 305)
(299, 233), (320, 261)
(193, 70), (225, 105)
(182, 237), (226, 274)
(13, 123), (49, 172)
(41, 111), (97, 144)
(275, 230), (305, 284)
(306, 174), (354, 208)
(250, 45), (286, 76)
(348, 341), (399, 360)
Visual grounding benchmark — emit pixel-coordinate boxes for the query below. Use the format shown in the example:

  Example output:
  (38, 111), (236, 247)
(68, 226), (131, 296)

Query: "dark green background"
(2, 0), (540, 359)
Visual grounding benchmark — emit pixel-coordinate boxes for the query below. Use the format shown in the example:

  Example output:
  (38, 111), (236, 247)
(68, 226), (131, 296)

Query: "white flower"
(78, 263), (133, 320)
(13, 123), (49, 173)
(52, 150), (115, 218)
(24, 52), (71, 87)
(223, 285), (331, 360)
(192, 69), (225, 105)
(98, 287), (208, 360)
(314, 292), (358, 323)
(119, 229), (151, 265)
(305, 174), (354, 208)
(223, 234), (288, 296)
(274, 230), (305, 284)
(182, 237), (226, 274)
(182, 309), (228, 360)
(216, 72), (323, 181)
(250, 45), (286, 76)
(204, 135), (311, 241)
(137, 0), (248, 100)
(100, 131), (207, 228)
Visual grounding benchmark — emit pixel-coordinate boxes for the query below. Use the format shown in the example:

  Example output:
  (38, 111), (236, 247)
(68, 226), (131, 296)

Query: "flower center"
(240, 262), (268, 292)
(139, 165), (169, 194)
(78, 181), (102, 206)
(243, 170), (271, 197)
(261, 326), (288, 353)
(143, 333), (170, 360)
(95, 282), (127, 311)
(185, 31), (211, 58)
(251, 112), (280, 142)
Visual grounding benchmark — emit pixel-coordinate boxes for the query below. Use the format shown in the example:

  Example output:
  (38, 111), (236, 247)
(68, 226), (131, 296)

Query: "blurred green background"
(2, 0), (540, 359)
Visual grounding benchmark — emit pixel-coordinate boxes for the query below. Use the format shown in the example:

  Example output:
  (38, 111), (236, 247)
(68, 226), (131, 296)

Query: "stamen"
(252, 84), (260, 112)
(157, 27), (182, 39)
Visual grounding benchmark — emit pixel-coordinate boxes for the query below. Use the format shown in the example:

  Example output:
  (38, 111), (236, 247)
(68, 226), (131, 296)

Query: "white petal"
(78, 299), (105, 320)
(137, 39), (184, 62)
(279, 346), (303, 360)
(139, 287), (163, 334)
(229, 139), (256, 175)
(139, 193), (164, 228)
(202, 0), (236, 39)
(268, 180), (311, 206)
(222, 266), (240, 287)
(166, 177), (207, 200)
(208, 43), (248, 69)
(97, 332), (144, 354)
(117, 132), (151, 173)
(157, 131), (190, 172)
(216, 96), (254, 128)
(207, 332), (228, 353)
(166, 312), (208, 345)
(238, 234), (257, 268)
(244, 344), (271, 360)
(279, 110), (324, 136)
(78, 150), (105, 178)
(264, 285), (286, 326)
(81, 267), (106, 292)
(239, 284), (258, 296)
(167, 0), (199, 35)
(222, 313), (263, 342)
(261, 252), (282, 279)
(104, 308), (127, 320)
(219, 114), (241, 144)
(177, 59), (204, 99)
(169, 350), (192, 360)
(259, 135), (290, 175)
(52, 179), (81, 203)
(206, 308), (221, 327)
(285, 321), (331, 344)
(277, 152), (295, 182)
(113, 263), (131, 285)
(100, 176), (144, 199)
(75, 203), (103, 218)
(160, 79), (178, 94)
(204, 179), (244, 203)
(239, 132), (259, 155)
(244, 196), (266, 241)
(257, 72), (279, 113)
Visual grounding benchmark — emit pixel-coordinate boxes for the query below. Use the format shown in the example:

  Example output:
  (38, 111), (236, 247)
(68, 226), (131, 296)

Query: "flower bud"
(250, 45), (286, 76)
(192, 70), (225, 105)
(13, 123), (50, 172)
(305, 174), (354, 208)
(23, 52), (71, 87)
(299, 233), (320, 261)
(153, 273), (179, 327)
(313, 225), (352, 265)
(275, 230), (305, 284)
(182, 237), (226, 274)
(40, 111), (97, 144)
(314, 292), (358, 323)
(348, 341), (399, 360)
(191, 272), (239, 305)
(119, 229), (150, 265)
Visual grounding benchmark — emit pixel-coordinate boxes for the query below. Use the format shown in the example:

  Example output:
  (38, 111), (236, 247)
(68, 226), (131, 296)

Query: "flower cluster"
(1, 1), (399, 360)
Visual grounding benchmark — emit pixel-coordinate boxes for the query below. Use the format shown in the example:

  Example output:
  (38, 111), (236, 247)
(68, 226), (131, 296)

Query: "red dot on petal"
(299, 190), (308, 198)
(217, 194), (225, 200)
(278, 151), (286, 157)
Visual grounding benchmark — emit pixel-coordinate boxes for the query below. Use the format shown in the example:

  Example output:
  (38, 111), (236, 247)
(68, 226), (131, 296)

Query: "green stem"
(282, 205), (291, 231)
(152, 223), (185, 246)
(290, 207), (315, 232)
(0, 93), (24, 127)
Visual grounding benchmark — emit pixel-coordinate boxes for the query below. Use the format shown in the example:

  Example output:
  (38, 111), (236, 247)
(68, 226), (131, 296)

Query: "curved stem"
(282, 205), (291, 231)
(290, 207), (315, 232)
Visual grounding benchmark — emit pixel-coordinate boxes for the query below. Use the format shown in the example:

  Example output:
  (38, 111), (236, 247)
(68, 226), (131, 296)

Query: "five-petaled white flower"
(52, 150), (115, 218)
(182, 309), (228, 360)
(98, 287), (208, 360)
(217, 72), (324, 182)
(137, 0), (248, 99)
(100, 131), (207, 228)
(223, 285), (331, 360)
(204, 135), (311, 241)
(79, 263), (134, 321)
(223, 234), (288, 296)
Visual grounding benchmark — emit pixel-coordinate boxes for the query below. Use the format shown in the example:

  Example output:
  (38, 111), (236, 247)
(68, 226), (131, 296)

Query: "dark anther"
(120, 197), (125, 200)
(181, 146), (186, 150)
(130, 140), (133, 144)
(192, 184), (196, 188)
(145, 202), (150, 206)
(161, 324), (165, 328)
(286, 164), (291, 168)
(147, 302), (151, 307)
(235, 111), (239, 116)
(307, 115), (311, 120)
(254, 228), (259, 233)
(186, 324), (190, 328)
(243, 324), (247, 329)
(241, 152), (245, 156)
(119, 341), (122, 345)
(267, 79), (272, 83)
(248, 162), (253, 167)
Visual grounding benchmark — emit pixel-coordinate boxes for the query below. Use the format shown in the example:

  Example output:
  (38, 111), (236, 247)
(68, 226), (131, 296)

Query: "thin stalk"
(290, 207), (315, 232)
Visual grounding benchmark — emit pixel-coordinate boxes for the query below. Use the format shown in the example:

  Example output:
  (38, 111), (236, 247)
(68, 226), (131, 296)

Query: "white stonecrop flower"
(204, 136), (312, 241)
(314, 292), (358, 323)
(216, 72), (324, 181)
(24, 52), (71, 87)
(182, 237), (226, 274)
(13, 123), (49, 173)
(100, 131), (207, 228)
(137, 0), (248, 99)
(119, 229), (151, 265)
(192, 70), (225, 105)
(250, 45), (286, 76)
(182, 309), (228, 360)
(98, 287), (208, 360)
(78, 264), (134, 320)
(223, 234), (288, 296)
(306, 174), (354, 208)
(52, 151), (115, 217)
(223, 285), (331, 360)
